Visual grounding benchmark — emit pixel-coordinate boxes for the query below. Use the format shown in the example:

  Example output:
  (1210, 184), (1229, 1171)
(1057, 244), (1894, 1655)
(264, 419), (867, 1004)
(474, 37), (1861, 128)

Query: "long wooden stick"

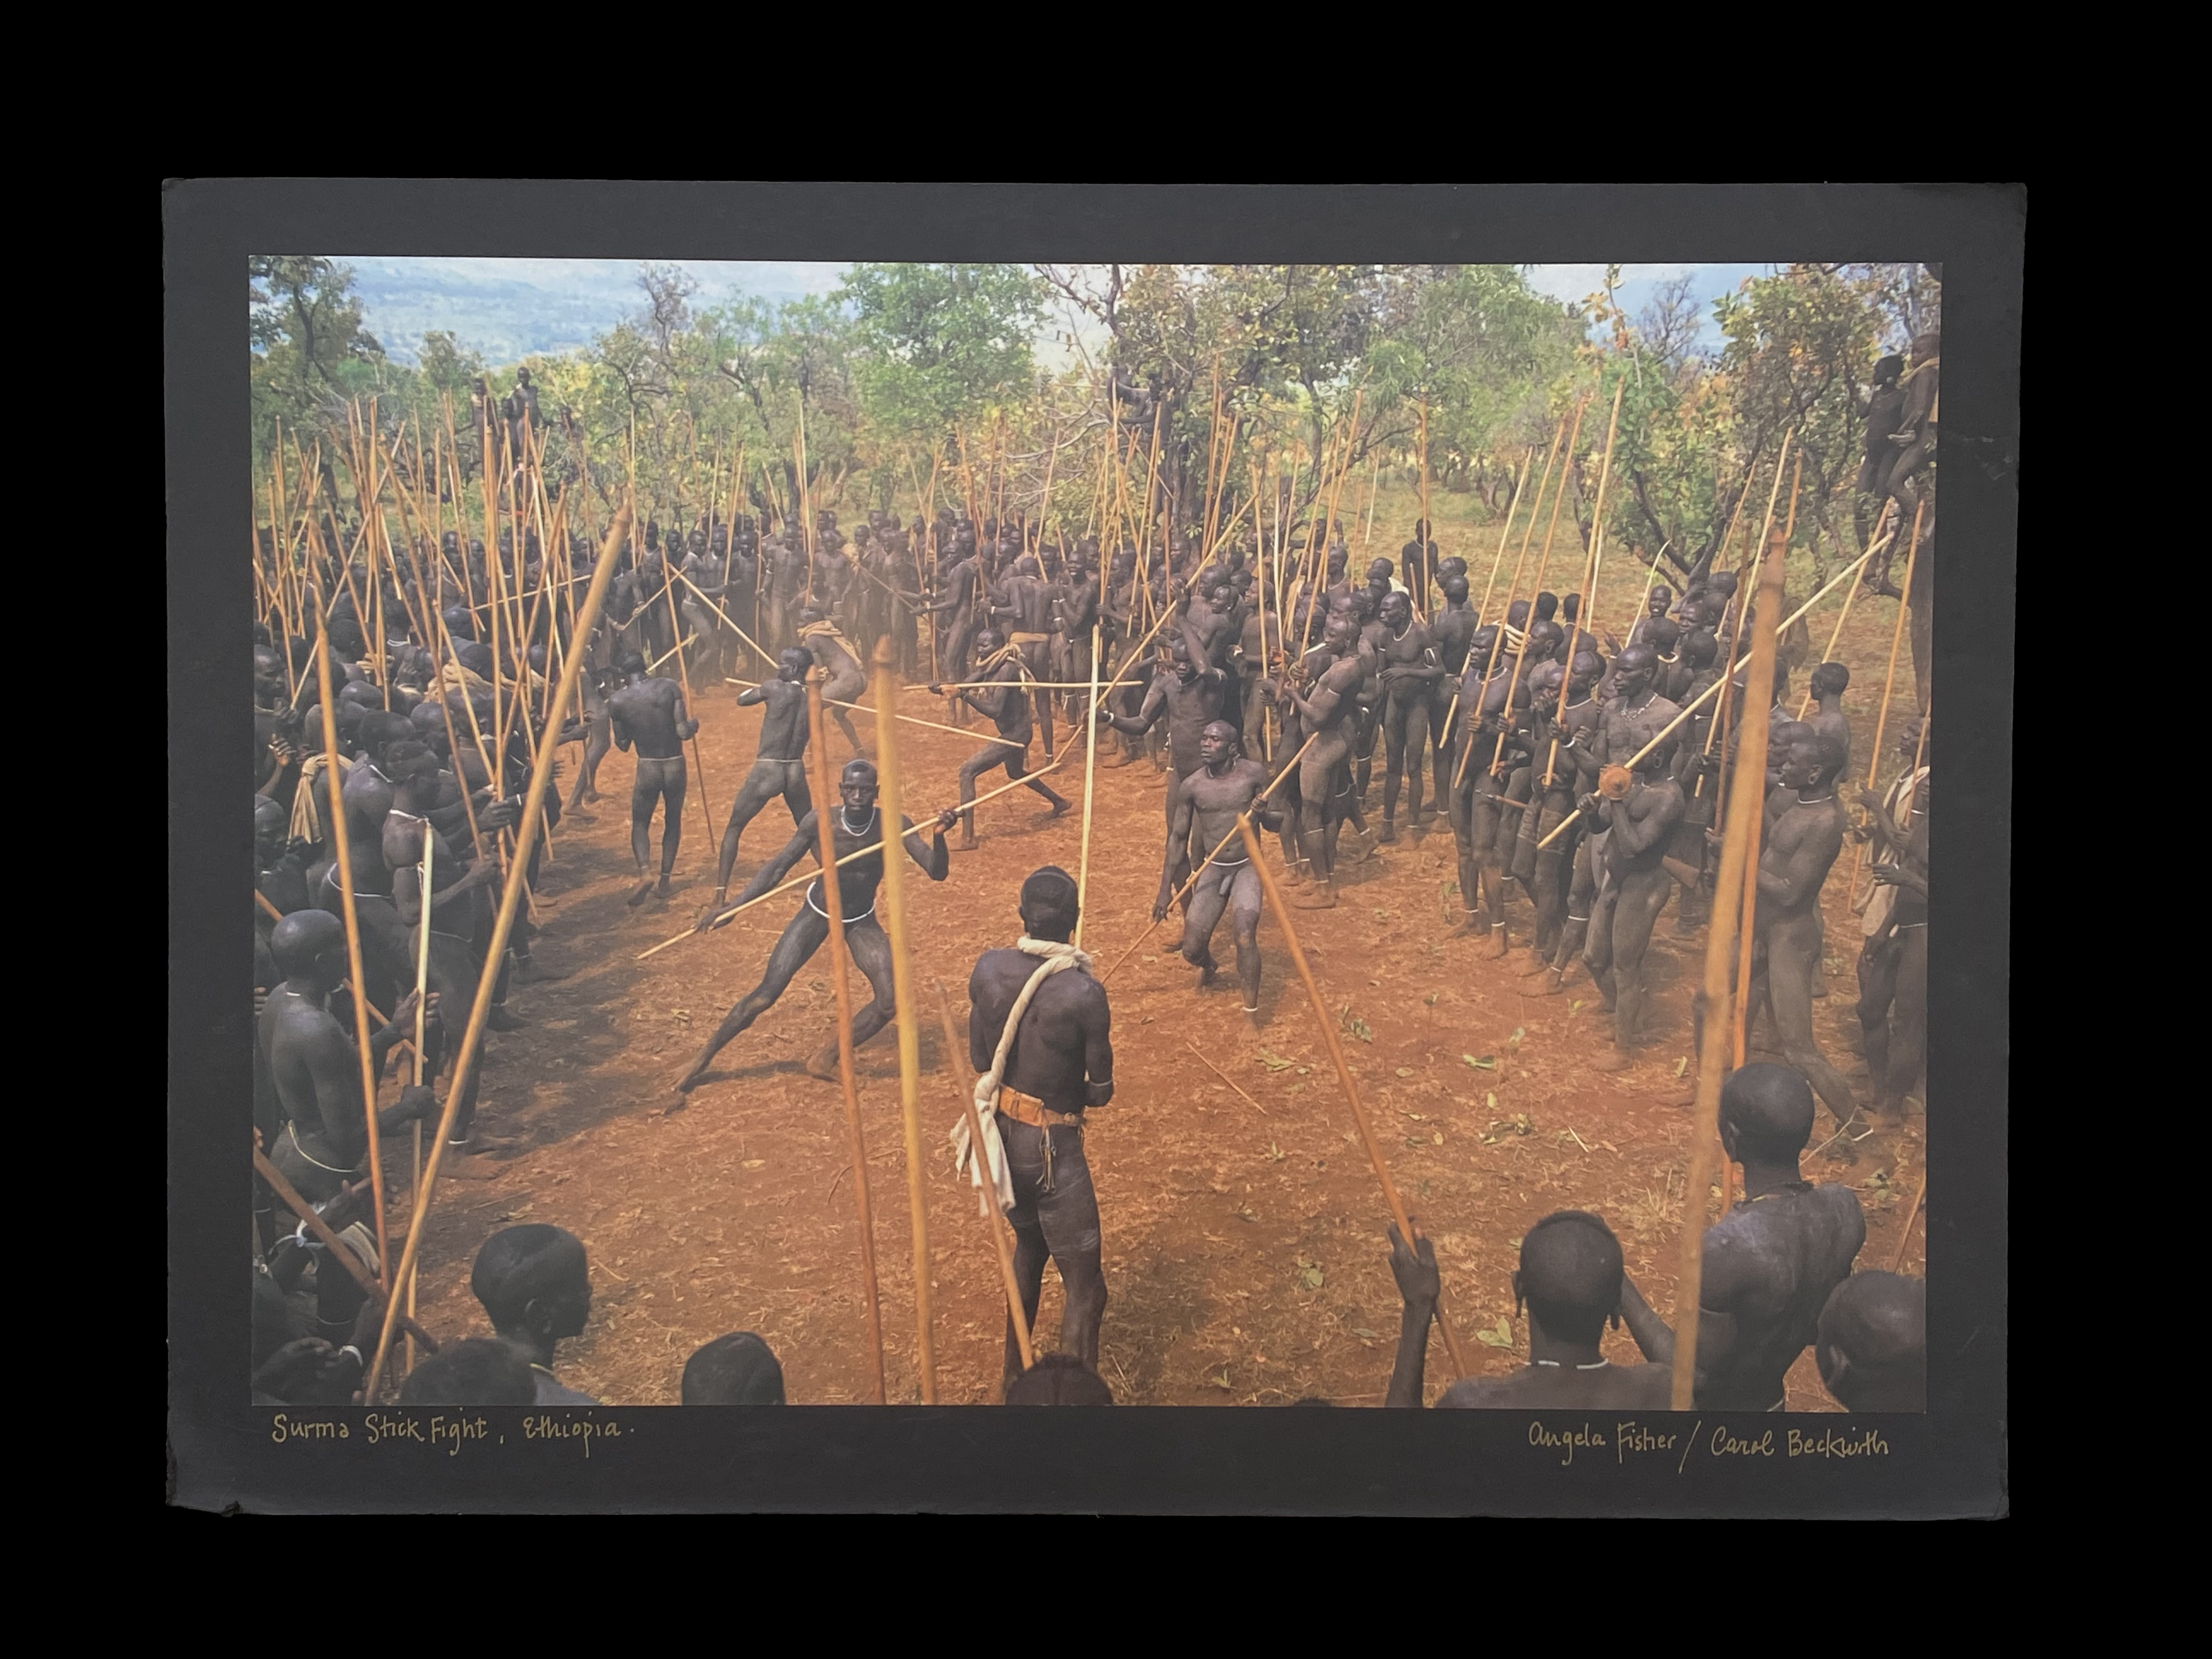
(408, 831), (433, 1375)
(251, 1147), (439, 1355)
(1237, 815), (1467, 1379)
(308, 566), (388, 1286)
(806, 672), (888, 1403)
(1534, 535), (1889, 849)
(1075, 619), (1101, 949)
(870, 636), (937, 1403)
(1186, 1042), (1268, 1116)
(1798, 505), (1888, 718)
(661, 563), (719, 850)
(363, 503), (631, 1401)
(1891, 1174), (1927, 1273)
(931, 979), (1035, 1374)
(1672, 528), (1786, 1409)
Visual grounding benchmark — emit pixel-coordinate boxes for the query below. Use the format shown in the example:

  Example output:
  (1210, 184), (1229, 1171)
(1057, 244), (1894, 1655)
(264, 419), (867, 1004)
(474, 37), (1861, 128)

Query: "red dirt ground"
(396, 610), (1926, 1407)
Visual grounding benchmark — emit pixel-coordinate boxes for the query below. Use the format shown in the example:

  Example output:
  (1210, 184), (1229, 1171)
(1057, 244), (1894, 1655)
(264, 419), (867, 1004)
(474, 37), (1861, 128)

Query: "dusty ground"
(392, 514), (1928, 1408)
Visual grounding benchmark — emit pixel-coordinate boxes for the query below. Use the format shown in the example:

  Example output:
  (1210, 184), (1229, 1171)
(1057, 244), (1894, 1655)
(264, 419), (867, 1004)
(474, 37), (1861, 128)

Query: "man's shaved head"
(682, 1331), (787, 1404)
(1816, 1271), (1926, 1411)
(1720, 1062), (1817, 1163)
(398, 1337), (538, 1406)
(1514, 1211), (1626, 1346)
(272, 906), (345, 979)
(471, 1224), (590, 1334)
(1810, 661), (1850, 698)
(1019, 865), (1080, 937)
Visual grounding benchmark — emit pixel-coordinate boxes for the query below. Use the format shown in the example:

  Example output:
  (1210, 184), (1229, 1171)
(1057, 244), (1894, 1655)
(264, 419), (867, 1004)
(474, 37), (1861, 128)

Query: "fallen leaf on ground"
(1476, 1317), (1514, 1349)
(1463, 1054), (1497, 1070)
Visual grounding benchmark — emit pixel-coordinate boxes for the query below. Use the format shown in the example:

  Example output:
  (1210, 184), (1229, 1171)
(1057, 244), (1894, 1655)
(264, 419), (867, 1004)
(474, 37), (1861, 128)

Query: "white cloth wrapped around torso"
(950, 937), (1093, 1216)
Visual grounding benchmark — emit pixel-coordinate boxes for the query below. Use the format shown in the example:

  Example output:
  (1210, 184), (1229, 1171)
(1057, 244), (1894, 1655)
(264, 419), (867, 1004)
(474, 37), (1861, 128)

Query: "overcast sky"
(337, 257), (1778, 369)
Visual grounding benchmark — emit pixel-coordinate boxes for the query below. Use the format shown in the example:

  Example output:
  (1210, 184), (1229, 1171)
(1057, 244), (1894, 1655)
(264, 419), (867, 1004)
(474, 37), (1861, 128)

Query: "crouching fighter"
(675, 759), (957, 1094)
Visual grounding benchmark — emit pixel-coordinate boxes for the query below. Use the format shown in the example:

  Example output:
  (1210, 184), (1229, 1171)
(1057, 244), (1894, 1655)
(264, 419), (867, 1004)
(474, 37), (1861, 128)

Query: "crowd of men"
(249, 351), (1932, 1411)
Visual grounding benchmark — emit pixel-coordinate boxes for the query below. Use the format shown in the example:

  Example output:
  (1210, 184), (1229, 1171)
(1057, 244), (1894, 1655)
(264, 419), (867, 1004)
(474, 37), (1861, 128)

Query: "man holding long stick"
(673, 760), (957, 1095)
(1156, 720), (1284, 1029)
(953, 867), (1115, 1395)
(259, 912), (442, 1342)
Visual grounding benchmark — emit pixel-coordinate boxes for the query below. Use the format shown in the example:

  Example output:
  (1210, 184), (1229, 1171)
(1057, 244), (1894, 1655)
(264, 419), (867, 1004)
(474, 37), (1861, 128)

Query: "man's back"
(1699, 1184), (1865, 1410)
(969, 947), (1108, 1111)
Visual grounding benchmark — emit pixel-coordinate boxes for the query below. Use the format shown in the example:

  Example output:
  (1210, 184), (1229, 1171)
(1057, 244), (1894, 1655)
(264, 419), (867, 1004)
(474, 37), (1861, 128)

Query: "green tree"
(840, 263), (1045, 443)
(250, 257), (384, 459)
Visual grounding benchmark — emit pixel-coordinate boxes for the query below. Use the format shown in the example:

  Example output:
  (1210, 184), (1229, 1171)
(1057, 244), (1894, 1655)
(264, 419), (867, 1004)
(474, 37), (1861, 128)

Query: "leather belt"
(997, 1088), (1084, 1128)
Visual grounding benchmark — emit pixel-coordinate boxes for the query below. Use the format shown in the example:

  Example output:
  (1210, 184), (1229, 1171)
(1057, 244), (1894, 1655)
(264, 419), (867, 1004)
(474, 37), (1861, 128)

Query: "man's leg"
(714, 763), (786, 891)
(1605, 867), (1673, 1058)
(998, 1116), (1052, 1393)
(1549, 837), (1599, 987)
(1854, 932), (1900, 1076)
(1229, 864), (1265, 1024)
(1009, 745), (1071, 815)
(1887, 926), (1928, 1113)
(675, 906), (830, 1093)
(1380, 700), (1410, 840)
(657, 758), (689, 891)
(956, 746), (1005, 847)
(1035, 1123), (1107, 1370)
(627, 757), (661, 901)
(1180, 872), (1232, 981)
(1402, 694), (1430, 830)
(1582, 878), (1621, 1006)
(1767, 910), (1858, 1125)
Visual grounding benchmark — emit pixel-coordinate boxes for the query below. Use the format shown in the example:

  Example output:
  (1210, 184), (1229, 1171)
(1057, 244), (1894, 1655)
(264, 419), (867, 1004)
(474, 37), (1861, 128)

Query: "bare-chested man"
(933, 628), (1071, 850)
(1551, 642), (1680, 994)
(1740, 727), (1856, 1124)
(1855, 720), (1929, 1116)
(1262, 610), (1365, 908)
(1097, 635), (1228, 826)
(1804, 661), (1853, 780)
(676, 760), (957, 1092)
(702, 647), (815, 913)
(1516, 650), (1605, 970)
(991, 554), (1060, 755)
(1579, 684), (1688, 1070)
(260, 910), (442, 1337)
(965, 868), (1115, 1393)
(1374, 591), (1444, 843)
(1159, 720), (1284, 1028)
(795, 606), (868, 755)
(1618, 1063), (1866, 1410)
(607, 648), (698, 905)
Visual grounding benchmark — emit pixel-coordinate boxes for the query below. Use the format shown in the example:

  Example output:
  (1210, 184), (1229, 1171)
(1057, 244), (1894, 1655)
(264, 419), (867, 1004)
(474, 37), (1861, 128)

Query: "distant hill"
(338, 256), (848, 367)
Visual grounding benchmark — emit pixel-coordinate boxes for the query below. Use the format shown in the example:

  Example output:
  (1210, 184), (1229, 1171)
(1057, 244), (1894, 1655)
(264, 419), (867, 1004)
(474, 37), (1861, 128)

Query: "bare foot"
(1295, 887), (1338, 910)
(1590, 1045), (1633, 1073)
(654, 874), (673, 899)
(1378, 822), (1398, 845)
(1537, 968), (1566, 996)
(1245, 1007), (1265, 1032)
(626, 877), (655, 907)
(803, 1042), (842, 1082)
(1487, 931), (1512, 960)
(486, 1006), (527, 1032)
(1516, 952), (1552, 977)
(958, 832), (979, 851)
(1049, 798), (1072, 817)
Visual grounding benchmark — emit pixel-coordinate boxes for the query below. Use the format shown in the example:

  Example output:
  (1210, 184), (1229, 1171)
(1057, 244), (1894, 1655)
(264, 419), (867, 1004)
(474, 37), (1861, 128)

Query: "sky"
(338, 257), (1778, 369)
